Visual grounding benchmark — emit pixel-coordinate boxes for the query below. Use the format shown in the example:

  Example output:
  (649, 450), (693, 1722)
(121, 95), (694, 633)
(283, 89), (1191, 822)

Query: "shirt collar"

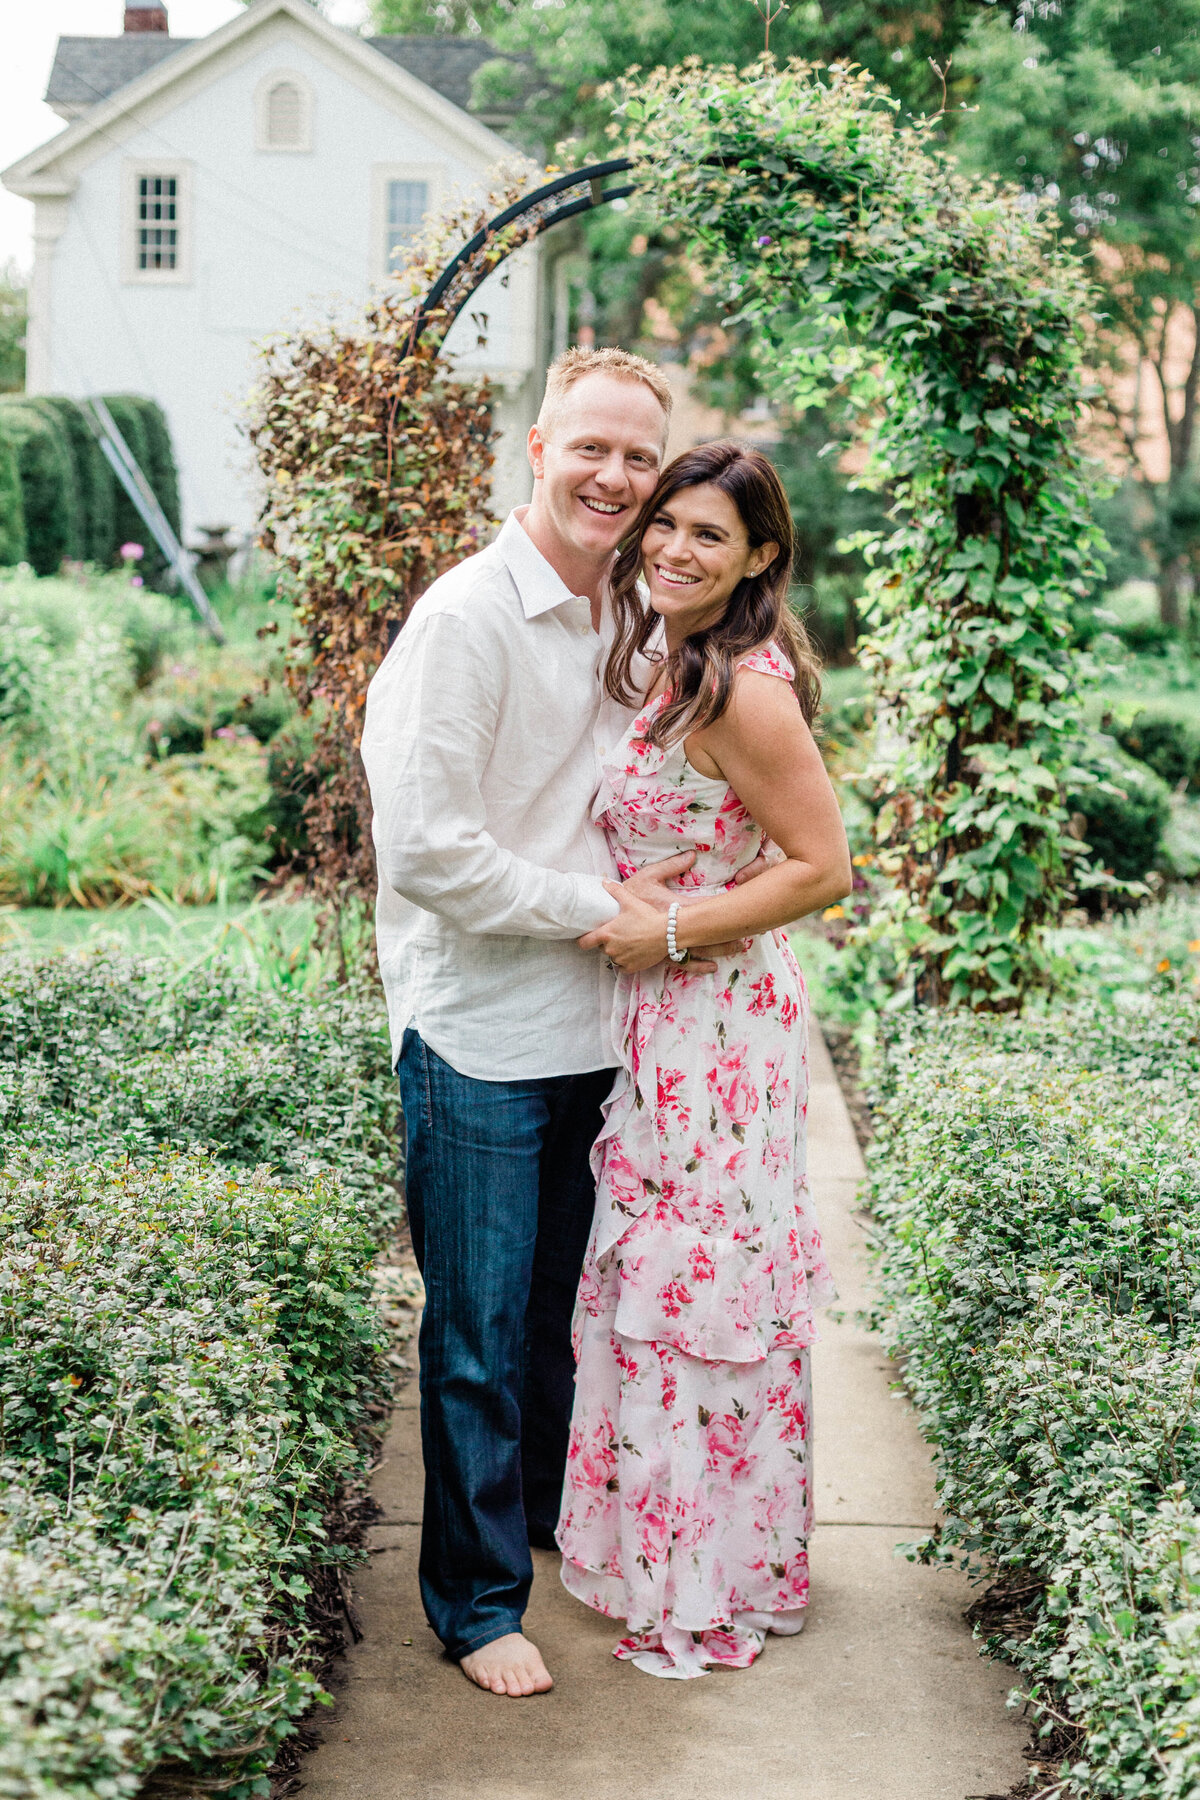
(497, 506), (598, 621)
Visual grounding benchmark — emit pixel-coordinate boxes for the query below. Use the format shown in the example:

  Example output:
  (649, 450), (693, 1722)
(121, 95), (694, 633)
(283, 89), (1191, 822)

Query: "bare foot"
(460, 1633), (554, 1697)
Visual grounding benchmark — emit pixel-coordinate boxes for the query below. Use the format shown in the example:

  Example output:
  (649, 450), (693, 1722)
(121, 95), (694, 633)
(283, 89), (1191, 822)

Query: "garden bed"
(866, 956), (1200, 1798)
(0, 944), (400, 1800)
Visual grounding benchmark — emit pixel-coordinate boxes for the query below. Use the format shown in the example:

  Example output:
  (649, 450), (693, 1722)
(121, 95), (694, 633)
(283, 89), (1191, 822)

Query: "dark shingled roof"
(45, 30), (520, 118)
(46, 35), (194, 111)
(365, 37), (513, 113)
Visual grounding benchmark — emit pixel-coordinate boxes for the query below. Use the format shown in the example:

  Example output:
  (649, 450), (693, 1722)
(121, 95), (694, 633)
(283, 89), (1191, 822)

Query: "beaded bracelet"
(666, 901), (689, 964)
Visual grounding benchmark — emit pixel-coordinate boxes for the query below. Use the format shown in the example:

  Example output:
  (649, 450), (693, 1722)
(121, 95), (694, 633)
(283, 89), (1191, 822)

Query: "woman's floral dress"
(557, 644), (836, 1679)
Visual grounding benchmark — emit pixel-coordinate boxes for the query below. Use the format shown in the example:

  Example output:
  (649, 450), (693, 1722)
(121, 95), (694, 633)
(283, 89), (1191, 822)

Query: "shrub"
(0, 1148), (388, 1799)
(0, 399), (78, 575)
(123, 392), (181, 537)
(0, 566), (297, 905)
(868, 993), (1200, 1797)
(0, 946), (398, 1215)
(0, 427), (24, 565)
(1066, 736), (1172, 885)
(0, 925), (398, 1795)
(1116, 710), (1200, 794)
(0, 394), (181, 577)
(101, 393), (181, 580)
(31, 395), (117, 566)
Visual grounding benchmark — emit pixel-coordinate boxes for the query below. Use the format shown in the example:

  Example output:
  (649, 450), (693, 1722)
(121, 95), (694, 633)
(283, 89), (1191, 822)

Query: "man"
(363, 347), (707, 1697)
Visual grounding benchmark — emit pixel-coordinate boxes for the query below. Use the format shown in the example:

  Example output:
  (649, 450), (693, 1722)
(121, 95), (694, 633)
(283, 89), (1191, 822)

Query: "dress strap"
(737, 641), (795, 683)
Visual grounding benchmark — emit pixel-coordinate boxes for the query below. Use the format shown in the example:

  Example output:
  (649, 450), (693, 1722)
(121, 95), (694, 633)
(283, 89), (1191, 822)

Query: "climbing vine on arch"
(254, 59), (1104, 1011)
(615, 57), (1104, 1010)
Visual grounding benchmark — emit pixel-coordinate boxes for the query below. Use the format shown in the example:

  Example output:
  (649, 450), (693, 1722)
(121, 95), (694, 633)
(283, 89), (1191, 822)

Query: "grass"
(0, 891), (374, 995)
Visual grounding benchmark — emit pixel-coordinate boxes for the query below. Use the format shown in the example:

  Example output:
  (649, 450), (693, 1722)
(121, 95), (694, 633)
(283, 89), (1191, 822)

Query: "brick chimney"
(124, 1), (169, 31)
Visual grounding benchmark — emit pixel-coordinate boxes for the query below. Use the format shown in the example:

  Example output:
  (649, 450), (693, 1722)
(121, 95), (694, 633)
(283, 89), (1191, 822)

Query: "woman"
(556, 441), (852, 1678)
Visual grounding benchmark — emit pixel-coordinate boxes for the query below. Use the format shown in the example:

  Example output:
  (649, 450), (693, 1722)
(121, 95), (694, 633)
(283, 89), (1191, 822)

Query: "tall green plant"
(33, 396), (117, 566)
(0, 399), (80, 575)
(101, 394), (181, 579)
(618, 58), (1103, 1008)
(0, 429), (24, 566)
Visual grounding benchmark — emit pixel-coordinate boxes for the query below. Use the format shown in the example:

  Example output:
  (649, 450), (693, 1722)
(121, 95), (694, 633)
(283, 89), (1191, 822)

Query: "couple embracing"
(361, 346), (851, 1696)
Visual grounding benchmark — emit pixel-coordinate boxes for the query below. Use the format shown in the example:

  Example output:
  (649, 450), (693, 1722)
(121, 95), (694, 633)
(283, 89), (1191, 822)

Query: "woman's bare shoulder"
(725, 662), (804, 725)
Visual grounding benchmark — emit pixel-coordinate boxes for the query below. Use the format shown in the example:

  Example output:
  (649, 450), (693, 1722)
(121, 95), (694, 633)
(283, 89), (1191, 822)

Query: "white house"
(1, 0), (557, 545)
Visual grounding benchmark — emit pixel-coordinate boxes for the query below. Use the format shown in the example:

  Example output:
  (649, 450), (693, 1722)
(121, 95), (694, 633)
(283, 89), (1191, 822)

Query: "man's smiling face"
(527, 371), (668, 564)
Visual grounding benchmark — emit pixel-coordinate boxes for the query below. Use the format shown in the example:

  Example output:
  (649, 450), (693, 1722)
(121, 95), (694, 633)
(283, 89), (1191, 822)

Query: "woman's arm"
(580, 669), (852, 972)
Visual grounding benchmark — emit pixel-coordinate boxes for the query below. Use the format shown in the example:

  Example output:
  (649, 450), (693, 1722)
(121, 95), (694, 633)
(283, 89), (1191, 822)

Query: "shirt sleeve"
(361, 608), (620, 939)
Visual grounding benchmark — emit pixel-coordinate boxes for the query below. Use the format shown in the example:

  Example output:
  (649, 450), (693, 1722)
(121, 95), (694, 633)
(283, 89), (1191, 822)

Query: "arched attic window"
(255, 72), (312, 152)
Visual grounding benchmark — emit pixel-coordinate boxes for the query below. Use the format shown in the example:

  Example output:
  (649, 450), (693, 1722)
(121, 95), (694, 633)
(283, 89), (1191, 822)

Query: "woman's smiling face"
(640, 482), (778, 639)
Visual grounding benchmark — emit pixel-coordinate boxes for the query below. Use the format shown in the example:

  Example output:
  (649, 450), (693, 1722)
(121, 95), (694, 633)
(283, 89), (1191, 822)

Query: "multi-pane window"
(137, 174), (178, 272)
(266, 80), (302, 148)
(385, 179), (428, 268)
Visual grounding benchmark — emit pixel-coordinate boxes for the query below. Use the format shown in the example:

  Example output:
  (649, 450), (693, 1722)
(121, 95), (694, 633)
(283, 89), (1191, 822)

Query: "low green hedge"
(0, 947), (399, 1796)
(868, 996), (1200, 1797)
(0, 1150), (387, 1800)
(0, 948), (398, 1217)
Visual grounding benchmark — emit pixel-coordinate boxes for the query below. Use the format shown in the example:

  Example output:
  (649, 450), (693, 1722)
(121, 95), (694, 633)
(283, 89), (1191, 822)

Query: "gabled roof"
(43, 25), (523, 124)
(46, 35), (194, 119)
(4, 0), (522, 197)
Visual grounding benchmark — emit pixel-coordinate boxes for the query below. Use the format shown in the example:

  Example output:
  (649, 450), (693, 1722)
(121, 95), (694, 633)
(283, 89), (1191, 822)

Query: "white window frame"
(254, 69), (314, 154)
(370, 162), (444, 282)
(121, 159), (193, 286)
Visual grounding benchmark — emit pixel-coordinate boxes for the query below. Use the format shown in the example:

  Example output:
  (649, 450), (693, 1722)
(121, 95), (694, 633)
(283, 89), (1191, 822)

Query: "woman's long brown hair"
(604, 441), (822, 747)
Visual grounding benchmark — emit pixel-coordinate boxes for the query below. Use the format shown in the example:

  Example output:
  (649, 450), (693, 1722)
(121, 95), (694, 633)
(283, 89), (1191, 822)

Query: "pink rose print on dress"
(764, 1050), (791, 1112)
(659, 1277), (695, 1319)
(748, 974), (777, 1016)
(630, 1485), (673, 1565)
(636, 786), (698, 832)
(705, 1044), (760, 1131)
(657, 1066), (691, 1128)
(763, 1133), (792, 1180)
(673, 1483), (716, 1553)
(766, 1379), (809, 1442)
(602, 1143), (646, 1218)
(723, 1145), (748, 1183)
(703, 1409), (756, 1482)
(688, 1242), (718, 1284)
(752, 1482), (796, 1533)
(577, 1262), (606, 1318)
(570, 1413), (620, 1491)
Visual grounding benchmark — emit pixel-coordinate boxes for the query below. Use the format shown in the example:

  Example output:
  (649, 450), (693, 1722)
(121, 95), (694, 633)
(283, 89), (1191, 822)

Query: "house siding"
(20, 14), (541, 542)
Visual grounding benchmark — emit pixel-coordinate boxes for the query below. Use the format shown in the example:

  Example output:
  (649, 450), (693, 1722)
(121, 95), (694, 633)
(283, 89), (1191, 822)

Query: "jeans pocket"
(417, 1034), (435, 1131)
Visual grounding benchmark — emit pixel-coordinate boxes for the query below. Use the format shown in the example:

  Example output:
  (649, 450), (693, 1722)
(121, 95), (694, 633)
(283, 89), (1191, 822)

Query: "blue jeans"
(397, 1027), (615, 1661)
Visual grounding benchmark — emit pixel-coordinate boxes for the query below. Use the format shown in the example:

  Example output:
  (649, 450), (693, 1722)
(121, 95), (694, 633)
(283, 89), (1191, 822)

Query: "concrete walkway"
(300, 1031), (1028, 1800)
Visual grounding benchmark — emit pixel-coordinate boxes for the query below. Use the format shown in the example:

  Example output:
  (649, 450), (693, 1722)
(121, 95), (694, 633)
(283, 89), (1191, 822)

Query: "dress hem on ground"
(559, 1554), (808, 1678)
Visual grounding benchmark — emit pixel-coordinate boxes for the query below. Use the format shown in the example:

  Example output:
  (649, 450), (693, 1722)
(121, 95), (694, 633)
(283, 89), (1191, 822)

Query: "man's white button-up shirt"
(361, 509), (630, 1081)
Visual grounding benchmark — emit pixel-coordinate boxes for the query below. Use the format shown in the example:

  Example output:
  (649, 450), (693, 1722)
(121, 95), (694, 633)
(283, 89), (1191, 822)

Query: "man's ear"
(527, 423), (546, 480)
